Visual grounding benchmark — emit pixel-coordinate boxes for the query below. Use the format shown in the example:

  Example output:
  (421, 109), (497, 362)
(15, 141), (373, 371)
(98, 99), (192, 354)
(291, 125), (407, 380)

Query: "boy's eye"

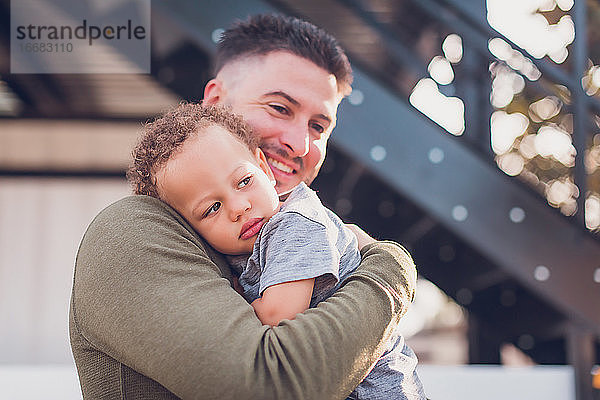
(238, 176), (252, 188)
(204, 202), (221, 217)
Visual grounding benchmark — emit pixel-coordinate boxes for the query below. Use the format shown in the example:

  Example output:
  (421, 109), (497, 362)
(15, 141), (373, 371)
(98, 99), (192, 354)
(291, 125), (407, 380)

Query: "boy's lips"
(239, 218), (265, 240)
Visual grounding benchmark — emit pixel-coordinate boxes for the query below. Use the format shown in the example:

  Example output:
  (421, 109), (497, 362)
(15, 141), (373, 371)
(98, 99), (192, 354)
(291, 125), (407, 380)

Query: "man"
(202, 14), (352, 195)
(70, 14), (418, 399)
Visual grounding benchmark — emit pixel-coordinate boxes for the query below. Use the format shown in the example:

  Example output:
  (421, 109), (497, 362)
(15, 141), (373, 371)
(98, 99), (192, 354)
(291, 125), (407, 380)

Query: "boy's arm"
(247, 211), (342, 322)
(247, 211), (381, 328)
(250, 278), (315, 326)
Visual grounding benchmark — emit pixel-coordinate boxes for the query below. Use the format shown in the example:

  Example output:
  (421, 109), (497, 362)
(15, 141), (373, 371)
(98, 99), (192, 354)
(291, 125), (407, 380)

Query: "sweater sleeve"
(71, 195), (417, 400)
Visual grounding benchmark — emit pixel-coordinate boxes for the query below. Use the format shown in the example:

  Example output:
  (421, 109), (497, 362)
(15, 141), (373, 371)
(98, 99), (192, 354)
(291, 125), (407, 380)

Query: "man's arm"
(71, 195), (417, 400)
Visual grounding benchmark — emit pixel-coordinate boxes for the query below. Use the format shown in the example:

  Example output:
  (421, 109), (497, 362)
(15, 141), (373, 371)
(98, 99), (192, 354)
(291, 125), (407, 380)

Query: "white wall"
(418, 364), (576, 400)
(0, 178), (130, 364)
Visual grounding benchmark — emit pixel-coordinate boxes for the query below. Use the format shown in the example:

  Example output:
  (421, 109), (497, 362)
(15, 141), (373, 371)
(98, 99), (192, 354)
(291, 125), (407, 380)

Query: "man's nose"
(280, 120), (310, 158)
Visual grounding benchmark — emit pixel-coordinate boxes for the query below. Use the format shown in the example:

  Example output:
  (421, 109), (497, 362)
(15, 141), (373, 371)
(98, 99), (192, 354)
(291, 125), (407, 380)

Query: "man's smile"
(266, 156), (296, 175)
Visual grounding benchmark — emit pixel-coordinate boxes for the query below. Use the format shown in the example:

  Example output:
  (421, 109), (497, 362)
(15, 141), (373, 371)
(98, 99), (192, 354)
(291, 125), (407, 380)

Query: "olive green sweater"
(69, 195), (417, 399)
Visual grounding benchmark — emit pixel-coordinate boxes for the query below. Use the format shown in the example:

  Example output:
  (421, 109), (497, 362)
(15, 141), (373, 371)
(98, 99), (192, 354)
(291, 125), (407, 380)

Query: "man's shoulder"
(78, 195), (230, 271)
(90, 195), (183, 229)
(82, 195), (203, 252)
(100, 194), (171, 217)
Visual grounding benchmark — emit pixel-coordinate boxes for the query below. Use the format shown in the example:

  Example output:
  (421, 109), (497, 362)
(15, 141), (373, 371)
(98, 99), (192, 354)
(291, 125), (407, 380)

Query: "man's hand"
(345, 224), (376, 250)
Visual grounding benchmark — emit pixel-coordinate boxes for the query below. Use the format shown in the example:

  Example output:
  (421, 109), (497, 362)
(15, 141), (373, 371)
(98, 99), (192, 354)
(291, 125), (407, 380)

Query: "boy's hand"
(345, 224), (376, 250)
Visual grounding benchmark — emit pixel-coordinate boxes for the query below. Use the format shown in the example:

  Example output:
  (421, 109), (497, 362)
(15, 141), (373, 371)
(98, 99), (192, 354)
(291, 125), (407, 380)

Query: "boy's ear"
(254, 148), (276, 184)
(203, 79), (223, 105)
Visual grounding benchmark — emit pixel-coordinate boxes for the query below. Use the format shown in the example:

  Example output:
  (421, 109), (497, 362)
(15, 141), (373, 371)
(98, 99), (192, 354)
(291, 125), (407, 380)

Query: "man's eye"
(310, 122), (325, 134)
(205, 202), (221, 217)
(238, 176), (252, 188)
(269, 104), (289, 115)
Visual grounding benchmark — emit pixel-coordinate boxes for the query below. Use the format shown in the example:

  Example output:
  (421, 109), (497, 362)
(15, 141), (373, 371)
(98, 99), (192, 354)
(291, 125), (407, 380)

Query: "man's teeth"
(268, 157), (294, 173)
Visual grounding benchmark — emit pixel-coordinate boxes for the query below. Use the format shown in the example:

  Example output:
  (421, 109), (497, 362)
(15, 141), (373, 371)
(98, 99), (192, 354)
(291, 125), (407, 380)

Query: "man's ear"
(203, 79), (223, 105)
(254, 148), (275, 184)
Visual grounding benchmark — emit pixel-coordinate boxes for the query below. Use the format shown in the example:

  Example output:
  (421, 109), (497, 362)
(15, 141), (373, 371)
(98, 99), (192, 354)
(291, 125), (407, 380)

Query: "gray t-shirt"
(229, 182), (361, 307)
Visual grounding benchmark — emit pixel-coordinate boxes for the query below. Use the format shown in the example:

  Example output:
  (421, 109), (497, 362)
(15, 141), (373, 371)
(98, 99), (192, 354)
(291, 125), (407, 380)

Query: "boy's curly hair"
(127, 102), (258, 198)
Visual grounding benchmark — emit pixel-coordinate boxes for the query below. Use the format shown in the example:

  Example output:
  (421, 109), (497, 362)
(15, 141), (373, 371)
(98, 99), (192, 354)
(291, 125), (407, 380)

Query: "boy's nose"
(229, 198), (251, 221)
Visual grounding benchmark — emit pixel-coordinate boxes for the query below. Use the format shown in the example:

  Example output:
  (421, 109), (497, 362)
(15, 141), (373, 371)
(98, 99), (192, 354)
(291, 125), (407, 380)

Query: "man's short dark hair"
(215, 13), (353, 96)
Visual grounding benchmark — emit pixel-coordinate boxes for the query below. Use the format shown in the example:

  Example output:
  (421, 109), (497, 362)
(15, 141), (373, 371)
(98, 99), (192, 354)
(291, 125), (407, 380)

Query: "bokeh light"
(528, 96), (562, 123)
(442, 34), (463, 64)
(487, 0), (575, 63)
(428, 56), (455, 85)
(491, 111), (529, 155)
(534, 125), (575, 167)
(410, 78), (465, 136)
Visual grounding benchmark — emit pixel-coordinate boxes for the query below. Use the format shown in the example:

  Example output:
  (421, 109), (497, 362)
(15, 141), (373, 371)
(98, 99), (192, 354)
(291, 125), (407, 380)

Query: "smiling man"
(70, 13), (419, 399)
(203, 15), (352, 194)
